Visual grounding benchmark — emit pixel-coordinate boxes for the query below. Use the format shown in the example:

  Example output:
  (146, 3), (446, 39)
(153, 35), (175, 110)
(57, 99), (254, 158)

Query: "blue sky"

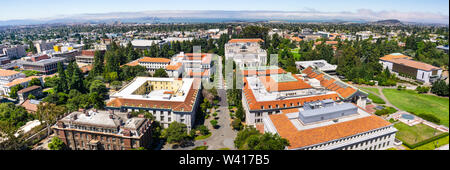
(0, 0), (448, 20)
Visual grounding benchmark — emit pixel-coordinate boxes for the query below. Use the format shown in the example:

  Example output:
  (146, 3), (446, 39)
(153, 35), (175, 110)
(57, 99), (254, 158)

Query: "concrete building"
(225, 39), (267, 68)
(296, 60), (337, 75)
(76, 50), (105, 66)
(172, 52), (213, 79)
(0, 69), (26, 95)
(2, 45), (26, 59)
(35, 41), (56, 54)
(1, 76), (43, 96)
(130, 40), (162, 49)
(52, 109), (153, 150)
(138, 57), (171, 74)
(262, 100), (397, 150)
(19, 57), (65, 75)
(242, 67), (368, 126)
(380, 53), (442, 83)
(17, 85), (43, 102)
(106, 77), (201, 130)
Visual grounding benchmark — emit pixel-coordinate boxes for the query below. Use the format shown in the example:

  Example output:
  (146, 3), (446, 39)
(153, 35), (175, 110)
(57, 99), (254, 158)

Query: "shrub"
(210, 120), (218, 129)
(232, 118), (242, 130)
(213, 112), (218, 117)
(402, 133), (449, 149)
(375, 109), (389, 116)
(197, 125), (210, 136)
(418, 113), (440, 124)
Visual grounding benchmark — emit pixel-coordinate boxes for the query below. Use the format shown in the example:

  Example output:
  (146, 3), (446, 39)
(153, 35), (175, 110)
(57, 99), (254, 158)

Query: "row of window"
(306, 128), (393, 150)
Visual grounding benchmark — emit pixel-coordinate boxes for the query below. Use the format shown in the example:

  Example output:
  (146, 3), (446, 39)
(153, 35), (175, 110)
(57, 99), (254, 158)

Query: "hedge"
(402, 132), (449, 149)
(418, 113), (440, 124)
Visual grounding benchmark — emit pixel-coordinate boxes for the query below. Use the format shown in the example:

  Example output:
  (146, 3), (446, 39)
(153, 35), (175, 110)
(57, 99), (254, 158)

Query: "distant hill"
(371, 19), (403, 26)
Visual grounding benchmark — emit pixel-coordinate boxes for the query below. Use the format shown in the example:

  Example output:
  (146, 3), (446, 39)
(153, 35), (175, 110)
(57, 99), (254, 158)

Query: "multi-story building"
(52, 109), (153, 150)
(242, 66), (368, 126)
(75, 50), (105, 66)
(0, 69), (26, 95)
(2, 45), (26, 59)
(19, 57), (65, 75)
(262, 100), (397, 150)
(106, 77), (201, 131)
(379, 53), (443, 83)
(35, 40), (56, 54)
(225, 39), (267, 68)
(138, 57), (171, 74)
(296, 60), (337, 75)
(1, 76), (43, 96)
(172, 52), (213, 79)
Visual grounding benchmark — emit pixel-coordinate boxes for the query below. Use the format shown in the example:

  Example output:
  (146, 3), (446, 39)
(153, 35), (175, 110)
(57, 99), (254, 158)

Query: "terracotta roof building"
(242, 67), (368, 126)
(379, 53), (443, 83)
(106, 77), (201, 131)
(262, 101), (397, 150)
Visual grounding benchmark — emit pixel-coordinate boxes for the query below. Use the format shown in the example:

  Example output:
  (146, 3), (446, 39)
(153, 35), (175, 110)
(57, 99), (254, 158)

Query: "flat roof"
(111, 77), (194, 102)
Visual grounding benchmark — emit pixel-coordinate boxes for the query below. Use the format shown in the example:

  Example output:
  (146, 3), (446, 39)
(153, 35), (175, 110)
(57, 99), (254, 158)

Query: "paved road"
(162, 55), (237, 150)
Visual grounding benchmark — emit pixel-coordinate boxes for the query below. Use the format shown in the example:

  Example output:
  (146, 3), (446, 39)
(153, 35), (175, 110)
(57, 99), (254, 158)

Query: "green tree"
(68, 62), (85, 92)
(210, 119), (218, 129)
(55, 62), (68, 93)
(163, 122), (189, 144)
(9, 84), (24, 99)
(153, 68), (168, 77)
(48, 136), (66, 150)
(234, 127), (289, 150)
(36, 103), (66, 136)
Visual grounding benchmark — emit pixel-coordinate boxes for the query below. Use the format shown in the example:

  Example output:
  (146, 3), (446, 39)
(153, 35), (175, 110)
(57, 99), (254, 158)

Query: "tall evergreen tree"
(55, 62), (67, 93)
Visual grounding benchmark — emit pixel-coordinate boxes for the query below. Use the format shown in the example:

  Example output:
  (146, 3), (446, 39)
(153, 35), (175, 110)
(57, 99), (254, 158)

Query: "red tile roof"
(379, 54), (412, 61)
(258, 74), (312, 92)
(228, 39), (264, 43)
(139, 57), (171, 63)
(0, 69), (21, 77)
(106, 79), (200, 112)
(389, 58), (441, 71)
(242, 69), (286, 76)
(302, 67), (357, 99)
(166, 62), (183, 70)
(269, 113), (391, 149)
(242, 77), (340, 111)
(20, 99), (38, 113)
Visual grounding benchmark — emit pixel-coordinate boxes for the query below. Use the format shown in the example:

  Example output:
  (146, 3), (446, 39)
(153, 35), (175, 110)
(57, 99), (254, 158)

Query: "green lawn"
(359, 87), (385, 104)
(192, 146), (209, 150)
(194, 133), (212, 141)
(368, 93), (386, 104)
(383, 89), (449, 127)
(359, 87), (380, 95)
(394, 122), (443, 145)
(413, 136), (449, 150)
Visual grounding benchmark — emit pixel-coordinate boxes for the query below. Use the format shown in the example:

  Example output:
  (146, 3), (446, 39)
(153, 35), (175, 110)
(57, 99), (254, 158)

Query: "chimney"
(109, 114), (114, 119)
(127, 113), (132, 119)
(73, 114), (78, 120)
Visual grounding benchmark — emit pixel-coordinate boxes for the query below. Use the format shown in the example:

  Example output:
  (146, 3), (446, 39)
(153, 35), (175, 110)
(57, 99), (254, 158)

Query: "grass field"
(359, 87), (385, 104)
(368, 93), (386, 104)
(413, 136), (449, 150)
(359, 87), (381, 95)
(394, 122), (443, 145)
(383, 89), (449, 127)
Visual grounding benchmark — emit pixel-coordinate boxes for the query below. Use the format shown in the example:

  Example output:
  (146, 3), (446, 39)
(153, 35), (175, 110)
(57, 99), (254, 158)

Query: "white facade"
(225, 41), (267, 68)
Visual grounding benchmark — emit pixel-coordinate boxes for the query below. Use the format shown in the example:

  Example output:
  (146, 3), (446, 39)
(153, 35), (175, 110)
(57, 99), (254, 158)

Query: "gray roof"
(300, 103), (357, 118)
